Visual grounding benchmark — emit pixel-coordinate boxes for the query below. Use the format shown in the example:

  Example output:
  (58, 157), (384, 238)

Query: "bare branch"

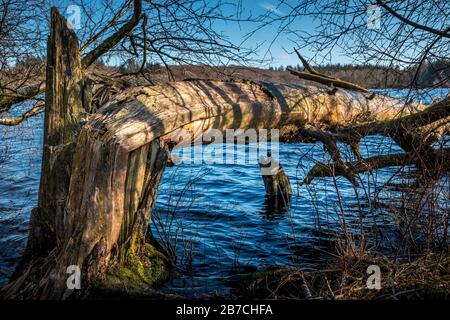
(303, 146), (450, 185)
(287, 67), (369, 93)
(300, 125), (357, 185)
(0, 103), (44, 126)
(0, 82), (45, 112)
(303, 153), (412, 185)
(79, 1), (133, 52)
(377, 0), (450, 39)
(293, 48), (329, 78)
(81, 0), (143, 68)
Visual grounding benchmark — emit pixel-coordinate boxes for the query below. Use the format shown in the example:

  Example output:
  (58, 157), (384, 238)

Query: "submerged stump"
(259, 154), (292, 206)
(2, 7), (441, 300)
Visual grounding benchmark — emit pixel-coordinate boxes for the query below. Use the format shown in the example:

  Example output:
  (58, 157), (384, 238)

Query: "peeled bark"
(4, 8), (448, 299)
(3, 71), (426, 299)
(12, 7), (86, 278)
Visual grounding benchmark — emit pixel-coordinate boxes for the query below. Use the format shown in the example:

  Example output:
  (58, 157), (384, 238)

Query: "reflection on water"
(0, 88), (449, 295)
(260, 195), (290, 217)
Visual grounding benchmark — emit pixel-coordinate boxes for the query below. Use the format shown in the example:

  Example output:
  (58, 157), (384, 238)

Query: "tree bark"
(3, 8), (448, 298)
(1, 6), (168, 300)
(12, 7), (86, 278)
(259, 155), (292, 201)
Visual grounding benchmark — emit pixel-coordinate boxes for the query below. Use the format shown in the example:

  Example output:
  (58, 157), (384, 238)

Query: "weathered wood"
(3, 67), (439, 299)
(3, 8), (88, 297)
(21, 7), (85, 263)
(334, 94), (450, 140)
(85, 79), (421, 153)
(56, 80), (422, 293)
(259, 154), (292, 199)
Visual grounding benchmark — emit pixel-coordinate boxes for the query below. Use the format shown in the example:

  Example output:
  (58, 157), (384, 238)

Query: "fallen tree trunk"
(3, 75), (434, 299)
(333, 94), (450, 141)
(2, 70), (428, 299)
(3, 8), (450, 301)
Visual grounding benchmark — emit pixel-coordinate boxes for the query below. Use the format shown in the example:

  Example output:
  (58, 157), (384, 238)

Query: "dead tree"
(1, 8), (449, 300)
(259, 153), (292, 202)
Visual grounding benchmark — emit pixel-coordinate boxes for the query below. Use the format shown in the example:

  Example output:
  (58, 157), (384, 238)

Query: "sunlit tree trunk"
(2, 7), (449, 300)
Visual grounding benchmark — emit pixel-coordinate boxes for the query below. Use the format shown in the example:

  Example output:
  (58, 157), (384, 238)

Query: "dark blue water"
(1, 88), (449, 295)
(0, 99), (42, 286)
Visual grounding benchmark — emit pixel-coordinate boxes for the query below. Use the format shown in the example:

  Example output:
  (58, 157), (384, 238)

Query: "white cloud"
(259, 2), (284, 16)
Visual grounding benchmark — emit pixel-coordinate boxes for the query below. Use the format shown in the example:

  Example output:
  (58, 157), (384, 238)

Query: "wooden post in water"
(259, 153), (292, 206)
(3, 7), (441, 298)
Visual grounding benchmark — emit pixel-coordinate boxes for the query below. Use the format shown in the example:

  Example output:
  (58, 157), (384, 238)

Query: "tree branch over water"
(0, 103), (44, 126)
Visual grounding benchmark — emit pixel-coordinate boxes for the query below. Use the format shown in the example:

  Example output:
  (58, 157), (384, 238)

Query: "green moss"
(93, 243), (172, 295)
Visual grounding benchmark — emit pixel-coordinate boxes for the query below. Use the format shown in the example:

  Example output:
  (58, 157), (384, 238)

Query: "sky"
(215, 0), (354, 68)
(214, 0), (318, 68)
(54, 0), (357, 68)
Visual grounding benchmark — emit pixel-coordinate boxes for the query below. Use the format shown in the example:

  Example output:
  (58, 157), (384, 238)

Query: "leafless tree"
(0, 0), (257, 123)
(254, 0), (449, 95)
(253, 0), (450, 261)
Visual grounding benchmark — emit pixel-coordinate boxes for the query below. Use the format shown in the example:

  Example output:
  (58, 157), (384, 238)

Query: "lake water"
(0, 88), (449, 296)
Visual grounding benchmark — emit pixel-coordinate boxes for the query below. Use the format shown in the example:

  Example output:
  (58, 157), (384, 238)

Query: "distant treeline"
(7, 56), (450, 89)
(269, 60), (450, 88)
(130, 59), (450, 89)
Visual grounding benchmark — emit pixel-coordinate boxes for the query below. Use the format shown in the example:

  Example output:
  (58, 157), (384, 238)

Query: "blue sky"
(56, 0), (356, 68)
(211, 0), (354, 67)
(216, 0), (316, 67)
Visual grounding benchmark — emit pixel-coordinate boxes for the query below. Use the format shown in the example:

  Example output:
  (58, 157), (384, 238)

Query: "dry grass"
(232, 253), (450, 300)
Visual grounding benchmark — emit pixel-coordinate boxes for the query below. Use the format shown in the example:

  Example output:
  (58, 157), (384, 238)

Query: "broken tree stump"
(2, 73), (428, 299)
(259, 153), (292, 202)
(2, 8), (436, 298)
(11, 7), (86, 279)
